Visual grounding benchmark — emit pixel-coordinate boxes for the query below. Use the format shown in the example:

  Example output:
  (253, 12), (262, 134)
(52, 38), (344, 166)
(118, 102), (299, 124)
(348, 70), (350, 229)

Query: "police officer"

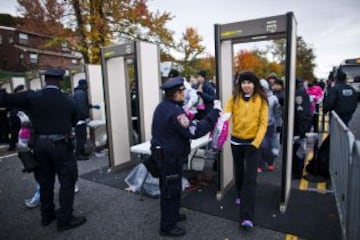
(151, 76), (221, 237)
(293, 77), (312, 179)
(324, 69), (358, 126)
(0, 68), (86, 231)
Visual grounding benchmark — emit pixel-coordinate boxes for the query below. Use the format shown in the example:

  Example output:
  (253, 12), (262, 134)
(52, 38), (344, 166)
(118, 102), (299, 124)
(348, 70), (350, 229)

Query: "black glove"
(276, 126), (282, 133)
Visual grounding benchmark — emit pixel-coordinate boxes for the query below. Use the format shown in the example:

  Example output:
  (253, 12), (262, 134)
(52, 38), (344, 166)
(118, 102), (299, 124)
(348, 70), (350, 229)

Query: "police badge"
(177, 113), (190, 128)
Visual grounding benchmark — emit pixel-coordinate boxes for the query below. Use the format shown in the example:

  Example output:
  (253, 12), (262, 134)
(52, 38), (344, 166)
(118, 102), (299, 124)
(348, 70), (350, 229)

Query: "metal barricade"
(347, 141), (360, 240)
(329, 111), (359, 240)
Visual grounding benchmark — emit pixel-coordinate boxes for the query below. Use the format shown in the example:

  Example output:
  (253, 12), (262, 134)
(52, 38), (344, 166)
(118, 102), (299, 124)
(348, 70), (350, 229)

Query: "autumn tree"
(197, 54), (215, 79)
(267, 37), (316, 80)
(16, 0), (67, 36)
(177, 27), (206, 77)
(16, 0), (175, 64)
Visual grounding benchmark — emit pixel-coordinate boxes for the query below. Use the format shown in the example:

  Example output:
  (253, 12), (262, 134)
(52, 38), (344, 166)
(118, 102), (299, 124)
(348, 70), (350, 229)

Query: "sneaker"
(235, 198), (241, 206)
(257, 168), (263, 173)
(268, 165), (274, 171)
(240, 220), (254, 229)
(25, 198), (40, 208)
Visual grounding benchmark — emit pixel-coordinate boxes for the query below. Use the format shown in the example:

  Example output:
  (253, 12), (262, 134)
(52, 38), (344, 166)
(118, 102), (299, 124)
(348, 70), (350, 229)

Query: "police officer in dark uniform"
(293, 77), (312, 179)
(151, 76), (221, 237)
(0, 68), (86, 232)
(324, 69), (358, 126)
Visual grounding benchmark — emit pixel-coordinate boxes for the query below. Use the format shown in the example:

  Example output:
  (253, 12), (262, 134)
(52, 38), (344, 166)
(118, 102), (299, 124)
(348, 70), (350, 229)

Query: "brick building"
(0, 25), (82, 72)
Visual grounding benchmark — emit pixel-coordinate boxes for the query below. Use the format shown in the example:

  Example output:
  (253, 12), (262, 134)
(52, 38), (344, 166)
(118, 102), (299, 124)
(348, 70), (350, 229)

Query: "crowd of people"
(0, 65), (358, 237)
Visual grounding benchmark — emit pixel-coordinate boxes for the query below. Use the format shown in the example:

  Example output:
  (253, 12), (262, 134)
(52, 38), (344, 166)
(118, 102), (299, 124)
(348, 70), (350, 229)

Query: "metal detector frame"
(101, 41), (161, 168)
(215, 12), (297, 212)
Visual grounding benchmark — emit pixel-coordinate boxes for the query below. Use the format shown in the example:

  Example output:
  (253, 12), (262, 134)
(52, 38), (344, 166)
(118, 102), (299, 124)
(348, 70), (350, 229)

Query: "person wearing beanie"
(258, 79), (282, 172)
(193, 69), (216, 120)
(324, 69), (357, 126)
(267, 72), (278, 89)
(272, 78), (285, 107)
(152, 76), (221, 237)
(73, 79), (100, 160)
(224, 71), (268, 230)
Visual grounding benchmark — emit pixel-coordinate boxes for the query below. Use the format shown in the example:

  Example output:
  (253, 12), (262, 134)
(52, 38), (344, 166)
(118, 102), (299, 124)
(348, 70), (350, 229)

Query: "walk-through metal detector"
(101, 41), (161, 168)
(215, 12), (297, 212)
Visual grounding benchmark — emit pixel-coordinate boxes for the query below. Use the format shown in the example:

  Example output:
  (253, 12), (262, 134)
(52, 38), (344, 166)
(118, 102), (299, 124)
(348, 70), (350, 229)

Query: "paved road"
(0, 151), (288, 240)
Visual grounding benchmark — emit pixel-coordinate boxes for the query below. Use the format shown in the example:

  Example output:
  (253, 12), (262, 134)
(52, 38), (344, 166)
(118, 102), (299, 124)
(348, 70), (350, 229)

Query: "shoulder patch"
(342, 89), (353, 96)
(176, 113), (190, 128)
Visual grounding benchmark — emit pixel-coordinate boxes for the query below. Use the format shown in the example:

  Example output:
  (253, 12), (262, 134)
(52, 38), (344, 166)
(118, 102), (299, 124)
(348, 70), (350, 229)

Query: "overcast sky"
(1, 0), (360, 78)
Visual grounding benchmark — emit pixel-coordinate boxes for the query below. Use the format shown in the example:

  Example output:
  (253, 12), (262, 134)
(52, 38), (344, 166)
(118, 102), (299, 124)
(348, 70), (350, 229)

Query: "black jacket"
(0, 87), (79, 135)
(324, 82), (357, 116)
(294, 86), (312, 138)
(73, 86), (90, 120)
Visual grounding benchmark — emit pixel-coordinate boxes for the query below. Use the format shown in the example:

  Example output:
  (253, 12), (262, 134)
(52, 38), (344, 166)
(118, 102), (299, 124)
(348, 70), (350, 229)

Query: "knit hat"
(197, 70), (206, 78)
(238, 71), (259, 84)
(168, 69), (180, 78)
(78, 79), (87, 86)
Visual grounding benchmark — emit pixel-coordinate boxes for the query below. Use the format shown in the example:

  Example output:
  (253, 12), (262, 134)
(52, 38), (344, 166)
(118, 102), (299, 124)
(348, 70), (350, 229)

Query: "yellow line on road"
(299, 150), (313, 190)
(285, 234), (298, 240)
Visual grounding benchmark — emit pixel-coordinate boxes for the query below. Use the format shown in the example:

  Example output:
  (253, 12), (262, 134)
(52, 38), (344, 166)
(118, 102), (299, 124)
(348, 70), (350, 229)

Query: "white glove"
(213, 100), (223, 112)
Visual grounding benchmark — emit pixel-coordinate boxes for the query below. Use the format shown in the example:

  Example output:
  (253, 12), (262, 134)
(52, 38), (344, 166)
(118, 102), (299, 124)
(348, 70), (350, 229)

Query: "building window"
(61, 42), (70, 52)
(30, 53), (38, 64)
(19, 33), (29, 45)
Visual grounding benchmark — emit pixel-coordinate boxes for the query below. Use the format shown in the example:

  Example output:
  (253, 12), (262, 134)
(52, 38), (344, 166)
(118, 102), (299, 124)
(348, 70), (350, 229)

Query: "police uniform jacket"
(294, 86), (312, 138)
(151, 99), (219, 163)
(323, 83), (357, 116)
(0, 86), (79, 135)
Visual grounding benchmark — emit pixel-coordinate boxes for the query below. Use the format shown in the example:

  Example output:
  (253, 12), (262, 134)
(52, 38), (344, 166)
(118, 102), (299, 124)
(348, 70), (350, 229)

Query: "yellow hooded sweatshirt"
(224, 94), (268, 148)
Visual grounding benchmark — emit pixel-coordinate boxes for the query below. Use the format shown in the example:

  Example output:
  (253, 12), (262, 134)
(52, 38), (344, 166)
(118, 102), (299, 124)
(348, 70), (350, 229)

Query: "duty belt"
(37, 134), (66, 141)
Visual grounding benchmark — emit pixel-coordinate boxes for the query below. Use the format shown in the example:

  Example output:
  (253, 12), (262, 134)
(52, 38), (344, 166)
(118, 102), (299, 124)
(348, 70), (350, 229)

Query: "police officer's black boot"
(160, 226), (186, 237)
(57, 215), (86, 232)
(177, 213), (187, 222)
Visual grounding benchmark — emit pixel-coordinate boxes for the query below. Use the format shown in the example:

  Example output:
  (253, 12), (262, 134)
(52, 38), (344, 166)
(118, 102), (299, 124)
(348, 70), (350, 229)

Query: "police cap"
(44, 68), (65, 79)
(160, 76), (184, 91)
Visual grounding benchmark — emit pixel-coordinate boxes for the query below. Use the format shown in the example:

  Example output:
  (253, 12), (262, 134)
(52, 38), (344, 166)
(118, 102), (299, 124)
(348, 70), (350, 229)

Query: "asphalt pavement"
(4, 103), (359, 239)
(0, 147), (287, 240)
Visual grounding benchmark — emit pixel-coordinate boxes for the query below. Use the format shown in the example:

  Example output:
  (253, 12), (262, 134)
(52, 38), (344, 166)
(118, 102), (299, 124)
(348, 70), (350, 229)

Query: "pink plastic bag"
(211, 113), (231, 150)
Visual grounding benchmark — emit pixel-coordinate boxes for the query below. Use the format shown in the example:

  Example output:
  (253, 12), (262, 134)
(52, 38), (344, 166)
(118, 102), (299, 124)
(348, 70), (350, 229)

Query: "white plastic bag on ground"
(124, 163), (190, 197)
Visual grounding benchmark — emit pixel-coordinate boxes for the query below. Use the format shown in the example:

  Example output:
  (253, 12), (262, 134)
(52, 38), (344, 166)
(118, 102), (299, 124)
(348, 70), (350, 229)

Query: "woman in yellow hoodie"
(224, 71), (268, 229)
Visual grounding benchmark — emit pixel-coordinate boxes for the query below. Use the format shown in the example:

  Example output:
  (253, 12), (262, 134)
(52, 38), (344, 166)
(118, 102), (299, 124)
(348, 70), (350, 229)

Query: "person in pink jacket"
(306, 80), (323, 132)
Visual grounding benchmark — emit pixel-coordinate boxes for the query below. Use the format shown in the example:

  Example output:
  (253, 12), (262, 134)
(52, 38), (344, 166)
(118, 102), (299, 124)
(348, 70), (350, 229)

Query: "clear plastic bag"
(124, 163), (190, 197)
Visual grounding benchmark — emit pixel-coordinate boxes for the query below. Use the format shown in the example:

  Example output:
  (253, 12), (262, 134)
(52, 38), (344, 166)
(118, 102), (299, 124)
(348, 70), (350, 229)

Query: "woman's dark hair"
(232, 71), (268, 104)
